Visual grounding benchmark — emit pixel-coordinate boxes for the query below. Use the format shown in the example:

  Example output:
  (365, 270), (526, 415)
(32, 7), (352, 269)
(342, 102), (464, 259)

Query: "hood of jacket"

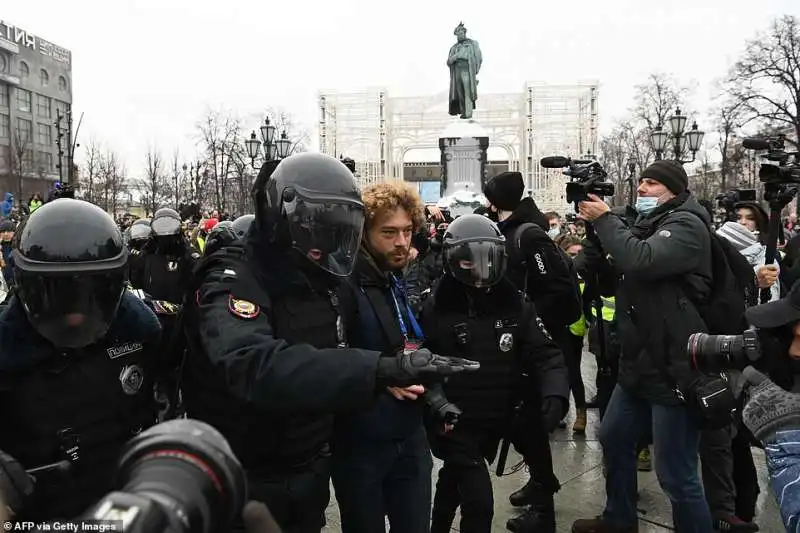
(500, 197), (550, 232)
(3, 192), (12, 203)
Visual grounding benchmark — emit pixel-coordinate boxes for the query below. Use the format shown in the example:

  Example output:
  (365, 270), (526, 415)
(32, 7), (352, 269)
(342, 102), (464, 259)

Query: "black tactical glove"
(423, 386), (462, 431)
(541, 396), (568, 433)
(742, 366), (800, 443)
(377, 348), (480, 388)
(0, 449), (35, 519)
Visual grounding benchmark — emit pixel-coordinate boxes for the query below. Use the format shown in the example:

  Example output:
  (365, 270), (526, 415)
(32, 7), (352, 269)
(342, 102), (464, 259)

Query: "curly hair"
(361, 180), (426, 231)
(557, 234), (582, 252)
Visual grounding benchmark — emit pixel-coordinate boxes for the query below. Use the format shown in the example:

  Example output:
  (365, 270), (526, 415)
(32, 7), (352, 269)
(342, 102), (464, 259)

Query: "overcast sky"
(5, 0), (800, 175)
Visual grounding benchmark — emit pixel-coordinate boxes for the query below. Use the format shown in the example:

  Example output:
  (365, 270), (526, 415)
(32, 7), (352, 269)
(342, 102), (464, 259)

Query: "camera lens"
(87, 419), (246, 533)
(687, 333), (746, 373)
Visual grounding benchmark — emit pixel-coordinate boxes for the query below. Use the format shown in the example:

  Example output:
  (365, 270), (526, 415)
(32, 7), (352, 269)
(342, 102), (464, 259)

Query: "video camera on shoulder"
(743, 135), (800, 204)
(716, 188), (757, 220)
(539, 155), (615, 204)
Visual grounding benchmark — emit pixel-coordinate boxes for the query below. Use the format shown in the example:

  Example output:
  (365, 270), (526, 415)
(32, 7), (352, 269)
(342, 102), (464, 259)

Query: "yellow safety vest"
(197, 236), (206, 253)
(569, 281), (588, 337)
(590, 295), (616, 322)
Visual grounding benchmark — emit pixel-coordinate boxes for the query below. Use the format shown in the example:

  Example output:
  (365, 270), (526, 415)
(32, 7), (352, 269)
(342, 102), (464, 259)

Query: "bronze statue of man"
(447, 22), (482, 120)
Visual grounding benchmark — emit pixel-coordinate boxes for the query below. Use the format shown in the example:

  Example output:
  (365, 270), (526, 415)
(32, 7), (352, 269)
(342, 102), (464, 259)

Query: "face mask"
(635, 196), (660, 215)
(547, 228), (560, 239)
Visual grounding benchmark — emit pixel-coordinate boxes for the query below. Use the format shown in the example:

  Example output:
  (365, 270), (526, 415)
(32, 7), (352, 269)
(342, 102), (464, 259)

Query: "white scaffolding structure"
(318, 81), (598, 213)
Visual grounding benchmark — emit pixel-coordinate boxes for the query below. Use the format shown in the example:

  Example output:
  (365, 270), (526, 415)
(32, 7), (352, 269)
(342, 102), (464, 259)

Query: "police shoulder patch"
(535, 316), (552, 341)
(228, 295), (259, 319)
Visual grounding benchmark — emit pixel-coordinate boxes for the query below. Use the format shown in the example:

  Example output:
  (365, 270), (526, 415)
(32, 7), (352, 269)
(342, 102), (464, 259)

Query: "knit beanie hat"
(640, 160), (689, 195)
(716, 221), (758, 252)
(483, 171), (525, 211)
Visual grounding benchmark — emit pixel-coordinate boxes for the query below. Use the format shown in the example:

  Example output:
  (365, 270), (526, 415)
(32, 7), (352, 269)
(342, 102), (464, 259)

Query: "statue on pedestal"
(447, 22), (482, 120)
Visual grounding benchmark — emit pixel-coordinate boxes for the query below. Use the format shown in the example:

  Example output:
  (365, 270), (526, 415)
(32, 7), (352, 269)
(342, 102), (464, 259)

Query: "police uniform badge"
(499, 332), (514, 352)
(119, 365), (144, 395)
(536, 317), (553, 341)
(167, 261), (179, 272)
(229, 295), (260, 319)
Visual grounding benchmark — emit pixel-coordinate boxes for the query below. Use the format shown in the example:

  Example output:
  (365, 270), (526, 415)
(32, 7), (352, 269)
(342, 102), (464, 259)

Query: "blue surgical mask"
(547, 227), (560, 239)
(635, 196), (659, 215)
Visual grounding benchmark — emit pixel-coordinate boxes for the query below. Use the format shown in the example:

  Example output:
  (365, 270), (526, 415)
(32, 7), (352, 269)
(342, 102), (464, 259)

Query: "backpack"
(680, 215), (752, 335)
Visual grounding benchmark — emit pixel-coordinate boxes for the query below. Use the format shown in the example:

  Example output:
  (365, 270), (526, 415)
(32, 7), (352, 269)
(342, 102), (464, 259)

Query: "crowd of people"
(3, 154), (800, 533)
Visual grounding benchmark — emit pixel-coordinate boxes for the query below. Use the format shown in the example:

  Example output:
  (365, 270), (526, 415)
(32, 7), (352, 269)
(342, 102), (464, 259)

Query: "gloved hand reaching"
(423, 385), (462, 433)
(741, 366), (800, 443)
(377, 348), (480, 388)
(541, 396), (568, 433)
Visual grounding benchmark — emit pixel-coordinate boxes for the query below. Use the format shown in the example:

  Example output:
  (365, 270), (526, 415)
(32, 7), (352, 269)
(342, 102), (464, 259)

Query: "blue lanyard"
(389, 275), (423, 340)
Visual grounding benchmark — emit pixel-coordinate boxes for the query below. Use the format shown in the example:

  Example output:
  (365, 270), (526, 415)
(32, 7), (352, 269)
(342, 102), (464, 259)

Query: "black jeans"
(241, 453), (331, 533)
(511, 395), (560, 493)
(431, 459), (493, 533)
(565, 332), (586, 408)
(331, 426), (433, 533)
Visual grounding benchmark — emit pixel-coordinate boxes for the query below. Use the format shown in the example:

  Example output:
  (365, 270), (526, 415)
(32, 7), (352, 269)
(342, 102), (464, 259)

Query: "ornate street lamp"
(275, 131), (292, 159)
(245, 116), (292, 166)
(245, 132), (261, 168)
(651, 108), (705, 164)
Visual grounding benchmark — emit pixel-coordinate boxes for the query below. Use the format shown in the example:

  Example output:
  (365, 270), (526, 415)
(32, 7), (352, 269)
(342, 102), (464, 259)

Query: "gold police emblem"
(228, 296), (260, 319)
(499, 332), (514, 352)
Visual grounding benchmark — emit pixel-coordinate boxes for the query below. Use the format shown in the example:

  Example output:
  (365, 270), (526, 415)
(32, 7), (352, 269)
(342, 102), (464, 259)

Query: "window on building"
(55, 99), (70, 119)
(0, 83), (7, 108)
(16, 118), (33, 144)
(0, 114), (8, 139)
(17, 88), (32, 113)
(40, 69), (49, 87)
(0, 145), (8, 173)
(37, 95), (51, 119)
(19, 61), (29, 79)
(23, 149), (34, 169)
(37, 151), (53, 172)
(37, 123), (52, 146)
(58, 76), (67, 92)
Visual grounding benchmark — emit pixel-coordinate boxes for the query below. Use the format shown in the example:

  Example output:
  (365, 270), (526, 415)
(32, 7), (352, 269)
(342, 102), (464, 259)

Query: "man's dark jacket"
(590, 193), (712, 405)
(498, 197), (581, 330)
(333, 246), (423, 448)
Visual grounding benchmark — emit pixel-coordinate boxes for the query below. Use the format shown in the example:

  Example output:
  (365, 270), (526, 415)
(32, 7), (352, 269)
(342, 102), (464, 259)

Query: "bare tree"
(80, 140), (101, 203)
(726, 15), (800, 146)
(264, 106), (312, 155)
(710, 99), (749, 192)
(196, 108), (246, 213)
(96, 149), (127, 215)
(138, 145), (168, 216)
(9, 124), (32, 207)
(633, 73), (692, 131)
(169, 150), (186, 210)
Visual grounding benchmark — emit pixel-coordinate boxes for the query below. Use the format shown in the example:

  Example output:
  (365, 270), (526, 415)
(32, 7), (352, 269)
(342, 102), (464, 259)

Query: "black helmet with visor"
(12, 199), (128, 348)
(442, 214), (507, 288)
(253, 152), (365, 277)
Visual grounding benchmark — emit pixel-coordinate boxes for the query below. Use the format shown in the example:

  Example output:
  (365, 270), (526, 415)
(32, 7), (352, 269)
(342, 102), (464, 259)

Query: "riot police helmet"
(252, 152), (365, 277)
(232, 214), (255, 239)
(151, 208), (182, 238)
(129, 218), (153, 243)
(12, 199), (128, 348)
(442, 214), (507, 288)
(204, 220), (237, 256)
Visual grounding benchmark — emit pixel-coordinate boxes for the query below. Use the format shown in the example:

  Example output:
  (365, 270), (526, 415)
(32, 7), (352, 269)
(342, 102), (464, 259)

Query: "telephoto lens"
(82, 419), (247, 533)
(687, 329), (761, 373)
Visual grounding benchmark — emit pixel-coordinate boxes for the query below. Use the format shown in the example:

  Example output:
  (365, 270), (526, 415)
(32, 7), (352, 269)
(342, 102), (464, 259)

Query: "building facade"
(0, 19), (72, 206)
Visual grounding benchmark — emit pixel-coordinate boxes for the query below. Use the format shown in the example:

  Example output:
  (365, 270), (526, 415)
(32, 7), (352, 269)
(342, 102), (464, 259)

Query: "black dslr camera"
(687, 329), (762, 374)
(80, 419), (246, 533)
(539, 156), (615, 204)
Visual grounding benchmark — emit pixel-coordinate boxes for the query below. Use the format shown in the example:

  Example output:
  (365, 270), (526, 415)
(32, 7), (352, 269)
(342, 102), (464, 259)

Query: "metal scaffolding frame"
(318, 81), (598, 213)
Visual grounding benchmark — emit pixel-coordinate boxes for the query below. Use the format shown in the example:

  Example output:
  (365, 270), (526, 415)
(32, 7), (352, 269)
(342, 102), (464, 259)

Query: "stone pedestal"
(439, 119), (490, 199)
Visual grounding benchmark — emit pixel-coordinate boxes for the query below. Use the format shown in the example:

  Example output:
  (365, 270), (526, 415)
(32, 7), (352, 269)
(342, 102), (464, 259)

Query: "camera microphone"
(540, 156), (571, 168)
(742, 138), (772, 151)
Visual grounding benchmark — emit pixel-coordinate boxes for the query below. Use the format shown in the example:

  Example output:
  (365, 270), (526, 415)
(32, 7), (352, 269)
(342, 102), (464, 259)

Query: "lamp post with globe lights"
(245, 116), (293, 168)
(650, 108), (705, 164)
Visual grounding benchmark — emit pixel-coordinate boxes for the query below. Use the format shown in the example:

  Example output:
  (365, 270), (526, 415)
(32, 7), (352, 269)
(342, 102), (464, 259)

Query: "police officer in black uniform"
(0, 198), (164, 520)
(181, 153), (479, 533)
(129, 207), (197, 304)
(421, 215), (568, 533)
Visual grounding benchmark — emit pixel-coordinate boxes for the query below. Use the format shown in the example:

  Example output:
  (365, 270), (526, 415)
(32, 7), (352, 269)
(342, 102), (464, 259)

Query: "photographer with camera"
(572, 159), (715, 533)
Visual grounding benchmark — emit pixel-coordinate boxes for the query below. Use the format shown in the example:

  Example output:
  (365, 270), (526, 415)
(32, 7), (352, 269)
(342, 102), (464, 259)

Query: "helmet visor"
(151, 216), (181, 237)
(445, 240), (507, 288)
(15, 271), (126, 348)
(284, 196), (364, 277)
